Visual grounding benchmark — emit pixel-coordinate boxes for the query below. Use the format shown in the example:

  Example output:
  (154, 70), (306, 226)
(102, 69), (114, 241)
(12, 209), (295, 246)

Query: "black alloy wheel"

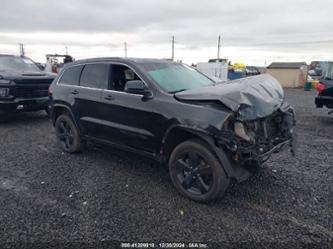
(55, 114), (81, 153)
(175, 151), (213, 195)
(169, 139), (230, 202)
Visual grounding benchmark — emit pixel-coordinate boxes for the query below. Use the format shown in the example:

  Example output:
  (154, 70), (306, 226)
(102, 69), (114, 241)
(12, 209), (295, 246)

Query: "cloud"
(0, 0), (332, 64)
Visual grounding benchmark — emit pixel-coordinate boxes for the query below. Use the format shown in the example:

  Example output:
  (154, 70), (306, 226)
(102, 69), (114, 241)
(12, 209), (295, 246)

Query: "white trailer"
(197, 61), (228, 82)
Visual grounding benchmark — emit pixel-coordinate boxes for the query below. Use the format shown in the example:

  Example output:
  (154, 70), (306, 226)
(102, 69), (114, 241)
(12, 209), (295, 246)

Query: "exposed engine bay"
(218, 105), (296, 165)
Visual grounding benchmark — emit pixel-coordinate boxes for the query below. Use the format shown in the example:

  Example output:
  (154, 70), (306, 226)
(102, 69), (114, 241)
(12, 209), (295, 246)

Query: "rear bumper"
(315, 95), (333, 108)
(0, 97), (49, 113)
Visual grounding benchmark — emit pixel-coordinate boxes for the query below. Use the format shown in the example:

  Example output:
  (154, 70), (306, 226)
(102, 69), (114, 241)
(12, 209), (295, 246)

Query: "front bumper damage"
(217, 106), (296, 169)
(175, 74), (297, 181)
(241, 136), (296, 164)
(218, 135), (295, 165)
(214, 132), (296, 183)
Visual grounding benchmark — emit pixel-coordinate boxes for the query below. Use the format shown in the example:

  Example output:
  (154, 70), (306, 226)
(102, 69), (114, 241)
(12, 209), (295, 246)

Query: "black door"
(55, 64), (83, 122)
(75, 63), (110, 138)
(99, 64), (157, 153)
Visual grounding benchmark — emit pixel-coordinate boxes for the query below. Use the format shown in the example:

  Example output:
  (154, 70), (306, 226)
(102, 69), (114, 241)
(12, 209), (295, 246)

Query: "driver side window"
(110, 64), (140, 92)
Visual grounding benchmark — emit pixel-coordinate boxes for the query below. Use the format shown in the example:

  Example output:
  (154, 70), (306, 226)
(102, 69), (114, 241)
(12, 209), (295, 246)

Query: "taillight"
(316, 82), (326, 93)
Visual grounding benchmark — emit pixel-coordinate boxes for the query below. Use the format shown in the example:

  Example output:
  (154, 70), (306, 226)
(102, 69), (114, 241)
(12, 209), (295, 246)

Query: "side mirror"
(124, 80), (153, 99)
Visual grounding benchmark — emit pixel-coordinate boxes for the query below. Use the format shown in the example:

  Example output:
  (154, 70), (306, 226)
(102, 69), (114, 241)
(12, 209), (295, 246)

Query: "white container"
(197, 62), (228, 82)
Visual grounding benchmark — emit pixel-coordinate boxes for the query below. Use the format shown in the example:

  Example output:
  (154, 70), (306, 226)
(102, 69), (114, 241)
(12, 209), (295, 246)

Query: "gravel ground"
(0, 89), (332, 248)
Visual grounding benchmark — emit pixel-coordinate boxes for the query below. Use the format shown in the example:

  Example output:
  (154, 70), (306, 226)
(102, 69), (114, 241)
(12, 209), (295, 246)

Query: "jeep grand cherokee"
(49, 58), (296, 202)
(0, 54), (55, 121)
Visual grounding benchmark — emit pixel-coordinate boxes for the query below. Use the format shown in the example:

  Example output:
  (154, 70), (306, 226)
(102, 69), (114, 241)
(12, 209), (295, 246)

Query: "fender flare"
(52, 103), (79, 128)
(161, 125), (234, 178)
(161, 124), (251, 181)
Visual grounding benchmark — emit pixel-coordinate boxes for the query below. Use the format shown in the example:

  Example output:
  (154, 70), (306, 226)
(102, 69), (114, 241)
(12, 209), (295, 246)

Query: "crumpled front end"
(175, 74), (297, 165)
(217, 102), (296, 165)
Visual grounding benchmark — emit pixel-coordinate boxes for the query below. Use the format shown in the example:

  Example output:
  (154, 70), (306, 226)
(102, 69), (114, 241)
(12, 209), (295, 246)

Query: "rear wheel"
(169, 139), (230, 202)
(55, 114), (82, 153)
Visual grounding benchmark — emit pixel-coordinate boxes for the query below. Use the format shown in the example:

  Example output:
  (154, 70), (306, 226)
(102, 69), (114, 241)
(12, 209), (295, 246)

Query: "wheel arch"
(52, 103), (78, 128)
(160, 125), (205, 160)
(161, 125), (217, 160)
(161, 125), (240, 179)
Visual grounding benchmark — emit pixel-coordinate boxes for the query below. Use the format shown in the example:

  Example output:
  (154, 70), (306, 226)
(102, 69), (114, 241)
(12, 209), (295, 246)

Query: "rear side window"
(59, 65), (83, 85)
(80, 64), (109, 89)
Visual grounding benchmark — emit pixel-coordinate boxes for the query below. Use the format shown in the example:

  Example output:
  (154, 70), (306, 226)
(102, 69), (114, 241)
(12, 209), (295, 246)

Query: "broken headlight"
(234, 122), (251, 142)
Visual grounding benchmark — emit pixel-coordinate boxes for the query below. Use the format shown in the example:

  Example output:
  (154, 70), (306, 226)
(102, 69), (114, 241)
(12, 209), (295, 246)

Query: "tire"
(55, 114), (82, 153)
(169, 139), (230, 202)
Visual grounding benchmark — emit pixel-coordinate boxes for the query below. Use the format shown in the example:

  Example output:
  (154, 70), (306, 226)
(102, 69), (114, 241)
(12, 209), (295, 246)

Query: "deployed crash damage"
(175, 74), (296, 166)
(50, 58), (296, 202)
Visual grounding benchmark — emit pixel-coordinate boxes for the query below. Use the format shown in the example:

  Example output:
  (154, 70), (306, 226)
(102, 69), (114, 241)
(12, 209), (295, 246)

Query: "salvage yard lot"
(0, 89), (332, 246)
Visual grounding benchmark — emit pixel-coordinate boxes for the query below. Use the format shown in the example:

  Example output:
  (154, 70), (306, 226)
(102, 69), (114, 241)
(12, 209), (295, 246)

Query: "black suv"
(49, 58), (296, 202)
(0, 54), (55, 121)
(315, 78), (333, 111)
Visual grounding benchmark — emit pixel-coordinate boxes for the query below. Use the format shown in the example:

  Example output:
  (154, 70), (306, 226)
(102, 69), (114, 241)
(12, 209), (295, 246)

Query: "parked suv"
(315, 78), (333, 111)
(0, 54), (55, 121)
(49, 58), (296, 202)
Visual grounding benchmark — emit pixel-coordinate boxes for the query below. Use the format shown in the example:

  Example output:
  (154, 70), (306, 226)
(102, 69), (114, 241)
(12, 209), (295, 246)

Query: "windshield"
(140, 62), (214, 93)
(0, 56), (41, 72)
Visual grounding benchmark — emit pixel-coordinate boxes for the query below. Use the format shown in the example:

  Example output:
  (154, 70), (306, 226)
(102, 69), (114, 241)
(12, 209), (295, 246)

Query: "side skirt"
(82, 135), (161, 162)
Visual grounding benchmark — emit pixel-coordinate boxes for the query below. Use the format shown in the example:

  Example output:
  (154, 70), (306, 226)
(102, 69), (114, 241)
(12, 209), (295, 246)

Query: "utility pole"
(19, 43), (25, 57)
(171, 36), (175, 61)
(124, 42), (127, 58)
(217, 35), (221, 59)
(65, 46), (68, 55)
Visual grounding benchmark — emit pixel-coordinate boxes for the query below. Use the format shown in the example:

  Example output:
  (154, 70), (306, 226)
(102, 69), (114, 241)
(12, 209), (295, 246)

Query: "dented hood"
(175, 74), (285, 121)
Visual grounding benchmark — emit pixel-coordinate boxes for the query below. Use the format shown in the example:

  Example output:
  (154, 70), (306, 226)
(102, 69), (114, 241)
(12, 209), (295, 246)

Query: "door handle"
(71, 89), (79, 95)
(104, 95), (114, 101)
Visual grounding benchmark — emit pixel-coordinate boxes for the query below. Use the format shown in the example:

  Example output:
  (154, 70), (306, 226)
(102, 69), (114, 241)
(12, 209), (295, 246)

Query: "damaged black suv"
(49, 58), (296, 202)
(0, 54), (55, 121)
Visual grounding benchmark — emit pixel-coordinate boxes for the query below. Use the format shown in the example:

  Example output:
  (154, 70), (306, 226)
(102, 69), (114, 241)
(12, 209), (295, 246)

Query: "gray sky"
(0, 0), (332, 65)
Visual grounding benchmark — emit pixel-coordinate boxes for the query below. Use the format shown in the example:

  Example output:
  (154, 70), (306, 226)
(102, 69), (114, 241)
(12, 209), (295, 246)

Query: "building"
(266, 62), (308, 88)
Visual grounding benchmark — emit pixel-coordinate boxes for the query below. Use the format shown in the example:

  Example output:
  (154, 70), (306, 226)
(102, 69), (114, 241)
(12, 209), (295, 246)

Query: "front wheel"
(169, 139), (230, 202)
(55, 114), (82, 153)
